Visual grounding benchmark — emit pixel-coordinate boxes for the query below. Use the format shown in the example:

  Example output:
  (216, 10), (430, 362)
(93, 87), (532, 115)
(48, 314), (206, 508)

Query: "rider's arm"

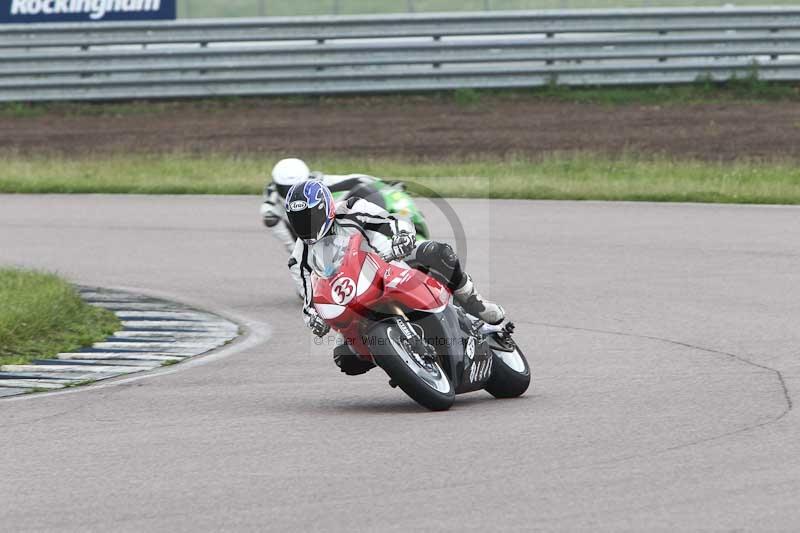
(337, 198), (414, 258)
(261, 184), (297, 253)
(288, 240), (315, 323)
(270, 221), (298, 254)
(261, 183), (279, 211)
(341, 197), (415, 238)
(260, 183), (281, 227)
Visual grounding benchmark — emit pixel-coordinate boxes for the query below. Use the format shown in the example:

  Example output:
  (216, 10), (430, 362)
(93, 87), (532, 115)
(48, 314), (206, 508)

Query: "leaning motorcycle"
(309, 231), (530, 411)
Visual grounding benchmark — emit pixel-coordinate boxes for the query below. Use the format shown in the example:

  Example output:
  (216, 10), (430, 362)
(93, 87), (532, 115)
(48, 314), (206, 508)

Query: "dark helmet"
(285, 180), (336, 243)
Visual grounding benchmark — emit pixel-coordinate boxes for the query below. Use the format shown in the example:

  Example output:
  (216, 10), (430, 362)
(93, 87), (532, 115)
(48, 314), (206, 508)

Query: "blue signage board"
(1, 0), (176, 23)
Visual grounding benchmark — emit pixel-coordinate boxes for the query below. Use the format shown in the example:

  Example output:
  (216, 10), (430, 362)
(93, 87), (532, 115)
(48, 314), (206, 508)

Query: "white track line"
(0, 286), (244, 397)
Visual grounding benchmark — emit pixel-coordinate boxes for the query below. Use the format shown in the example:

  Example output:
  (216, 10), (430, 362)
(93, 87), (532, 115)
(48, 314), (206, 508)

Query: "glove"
(260, 203), (280, 228)
(386, 231), (416, 260)
(263, 213), (280, 228)
(307, 312), (330, 338)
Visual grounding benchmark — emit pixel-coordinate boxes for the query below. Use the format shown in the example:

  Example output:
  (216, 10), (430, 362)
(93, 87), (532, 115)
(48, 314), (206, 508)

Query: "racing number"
(332, 277), (356, 305)
(334, 281), (353, 300)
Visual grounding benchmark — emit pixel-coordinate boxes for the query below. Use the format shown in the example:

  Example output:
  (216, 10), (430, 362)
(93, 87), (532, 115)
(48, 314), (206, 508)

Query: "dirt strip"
(1, 96), (799, 160)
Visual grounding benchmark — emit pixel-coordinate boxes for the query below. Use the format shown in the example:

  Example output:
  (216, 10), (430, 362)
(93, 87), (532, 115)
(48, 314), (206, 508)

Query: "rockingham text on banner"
(1, 0), (176, 23)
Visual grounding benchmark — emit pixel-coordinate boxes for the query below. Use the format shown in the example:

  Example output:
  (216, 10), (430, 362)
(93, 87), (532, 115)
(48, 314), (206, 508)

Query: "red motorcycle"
(309, 231), (530, 411)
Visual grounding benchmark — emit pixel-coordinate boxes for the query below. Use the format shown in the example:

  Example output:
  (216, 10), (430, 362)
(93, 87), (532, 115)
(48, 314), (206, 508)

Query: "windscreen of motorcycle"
(309, 234), (351, 278)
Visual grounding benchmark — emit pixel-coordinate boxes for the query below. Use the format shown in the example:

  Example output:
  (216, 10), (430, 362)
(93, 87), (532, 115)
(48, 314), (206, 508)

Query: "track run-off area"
(1, 194), (798, 530)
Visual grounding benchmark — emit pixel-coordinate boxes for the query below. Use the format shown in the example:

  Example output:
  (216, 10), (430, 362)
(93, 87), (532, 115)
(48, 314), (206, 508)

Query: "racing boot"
(333, 343), (376, 376)
(453, 275), (505, 325)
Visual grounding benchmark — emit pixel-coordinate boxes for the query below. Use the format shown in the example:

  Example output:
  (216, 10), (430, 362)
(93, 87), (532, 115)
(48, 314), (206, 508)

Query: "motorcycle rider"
(285, 179), (505, 375)
(260, 158), (383, 254)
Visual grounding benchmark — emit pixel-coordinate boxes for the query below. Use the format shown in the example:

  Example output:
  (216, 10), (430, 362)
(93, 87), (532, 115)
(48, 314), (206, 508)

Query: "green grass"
(2, 151), (800, 205)
(1, 80), (797, 119)
(495, 76), (800, 105)
(64, 379), (97, 388)
(0, 269), (120, 366)
(0, 97), (253, 119)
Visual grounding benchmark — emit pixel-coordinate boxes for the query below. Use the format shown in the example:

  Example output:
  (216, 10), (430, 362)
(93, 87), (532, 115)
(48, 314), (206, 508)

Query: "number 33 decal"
(331, 277), (356, 305)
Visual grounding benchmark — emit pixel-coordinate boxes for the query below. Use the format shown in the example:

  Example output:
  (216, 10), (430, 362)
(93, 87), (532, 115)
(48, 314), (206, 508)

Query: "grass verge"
(0, 269), (120, 366)
(453, 76), (800, 106)
(1, 80), (798, 119)
(1, 152), (800, 205)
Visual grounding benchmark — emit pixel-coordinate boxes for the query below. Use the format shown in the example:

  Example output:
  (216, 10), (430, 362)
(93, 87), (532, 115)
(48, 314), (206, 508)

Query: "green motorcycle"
(327, 177), (430, 241)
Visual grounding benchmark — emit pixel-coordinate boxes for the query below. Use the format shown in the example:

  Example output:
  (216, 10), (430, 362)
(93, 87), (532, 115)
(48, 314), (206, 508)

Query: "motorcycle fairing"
(312, 235), (449, 324)
(382, 263), (450, 314)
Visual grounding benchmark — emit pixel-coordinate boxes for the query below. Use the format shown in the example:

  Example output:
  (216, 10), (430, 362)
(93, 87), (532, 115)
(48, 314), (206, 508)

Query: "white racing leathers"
(289, 198), (414, 325)
(261, 173), (381, 254)
(259, 186), (296, 252)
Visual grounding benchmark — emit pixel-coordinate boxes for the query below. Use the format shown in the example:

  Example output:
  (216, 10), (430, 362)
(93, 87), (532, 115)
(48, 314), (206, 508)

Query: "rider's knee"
(416, 241), (459, 269)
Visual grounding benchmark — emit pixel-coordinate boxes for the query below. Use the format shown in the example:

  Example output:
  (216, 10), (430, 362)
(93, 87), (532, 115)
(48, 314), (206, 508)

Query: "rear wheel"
(371, 322), (455, 411)
(485, 334), (531, 399)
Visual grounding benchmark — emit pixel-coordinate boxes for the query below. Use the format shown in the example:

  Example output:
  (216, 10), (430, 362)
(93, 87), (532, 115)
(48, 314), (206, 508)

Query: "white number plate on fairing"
(331, 277), (356, 305)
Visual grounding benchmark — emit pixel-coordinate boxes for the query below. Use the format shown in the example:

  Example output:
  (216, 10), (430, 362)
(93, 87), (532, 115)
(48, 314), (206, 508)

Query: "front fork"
(363, 304), (438, 364)
(378, 311), (439, 390)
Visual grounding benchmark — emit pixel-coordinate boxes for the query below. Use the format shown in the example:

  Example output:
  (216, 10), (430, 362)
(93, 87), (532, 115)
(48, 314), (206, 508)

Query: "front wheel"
(371, 322), (455, 411)
(485, 334), (531, 399)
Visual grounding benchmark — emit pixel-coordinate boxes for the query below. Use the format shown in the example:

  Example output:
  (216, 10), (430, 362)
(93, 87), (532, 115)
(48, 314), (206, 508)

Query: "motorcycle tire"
(370, 322), (455, 411)
(485, 336), (531, 399)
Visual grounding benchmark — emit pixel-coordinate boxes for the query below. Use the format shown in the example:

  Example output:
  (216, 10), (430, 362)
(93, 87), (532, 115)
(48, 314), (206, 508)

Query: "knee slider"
(439, 243), (458, 269)
(416, 240), (440, 263)
(418, 241), (458, 270)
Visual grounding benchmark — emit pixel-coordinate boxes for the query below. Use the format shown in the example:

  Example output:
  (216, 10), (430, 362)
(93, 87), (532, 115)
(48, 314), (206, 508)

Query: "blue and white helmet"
(285, 180), (336, 243)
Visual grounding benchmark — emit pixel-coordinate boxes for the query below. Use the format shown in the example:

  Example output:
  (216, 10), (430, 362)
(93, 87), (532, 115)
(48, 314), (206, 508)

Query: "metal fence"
(2, 7), (800, 102)
(177, 0), (800, 18)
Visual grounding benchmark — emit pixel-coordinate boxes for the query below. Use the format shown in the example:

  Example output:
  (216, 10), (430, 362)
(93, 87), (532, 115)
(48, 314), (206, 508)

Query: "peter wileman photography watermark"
(313, 334), (468, 348)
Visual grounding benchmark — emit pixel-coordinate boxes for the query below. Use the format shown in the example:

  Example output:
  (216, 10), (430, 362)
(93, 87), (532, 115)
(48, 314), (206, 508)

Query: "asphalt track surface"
(1, 194), (798, 531)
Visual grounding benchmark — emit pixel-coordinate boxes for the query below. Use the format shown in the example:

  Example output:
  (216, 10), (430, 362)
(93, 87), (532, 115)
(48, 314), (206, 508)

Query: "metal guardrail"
(1, 7), (800, 102)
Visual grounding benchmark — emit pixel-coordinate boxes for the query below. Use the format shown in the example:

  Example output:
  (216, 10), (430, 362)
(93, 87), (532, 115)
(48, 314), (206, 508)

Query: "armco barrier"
(1, 7), (799, 101)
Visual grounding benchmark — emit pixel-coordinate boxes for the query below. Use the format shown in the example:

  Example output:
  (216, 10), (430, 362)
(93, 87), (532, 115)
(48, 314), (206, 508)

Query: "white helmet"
(272, 158), (311, 198)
